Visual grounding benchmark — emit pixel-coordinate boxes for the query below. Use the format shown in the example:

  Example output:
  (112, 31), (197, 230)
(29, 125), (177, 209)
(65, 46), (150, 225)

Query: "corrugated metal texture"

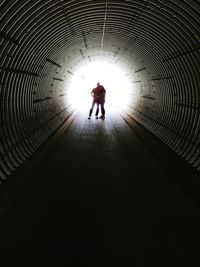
(126, 0), (200, 170)
(0, 0), (200, 184)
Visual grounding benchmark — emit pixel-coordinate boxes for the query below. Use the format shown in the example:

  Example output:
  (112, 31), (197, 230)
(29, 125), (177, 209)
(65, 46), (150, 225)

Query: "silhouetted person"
(88, 82), (106, 119)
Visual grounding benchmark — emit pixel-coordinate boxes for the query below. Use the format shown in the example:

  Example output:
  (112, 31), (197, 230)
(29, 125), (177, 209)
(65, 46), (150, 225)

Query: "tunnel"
(0, 0), (200, 266)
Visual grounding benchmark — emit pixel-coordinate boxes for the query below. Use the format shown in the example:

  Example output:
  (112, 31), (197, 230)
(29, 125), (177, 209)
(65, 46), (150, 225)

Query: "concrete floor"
(0, 110), (200, 267)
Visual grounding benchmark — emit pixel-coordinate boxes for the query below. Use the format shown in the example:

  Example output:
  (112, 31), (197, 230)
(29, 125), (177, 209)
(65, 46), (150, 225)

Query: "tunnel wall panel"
(0, 0), (200, 185)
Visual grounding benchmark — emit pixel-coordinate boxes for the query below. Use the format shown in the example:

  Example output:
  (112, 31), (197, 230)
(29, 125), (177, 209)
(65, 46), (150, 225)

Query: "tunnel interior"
(0, 0), (200, 185)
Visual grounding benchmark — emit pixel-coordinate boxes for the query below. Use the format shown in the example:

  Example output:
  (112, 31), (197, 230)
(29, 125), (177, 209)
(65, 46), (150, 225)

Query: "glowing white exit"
(66, 60), (132, 111)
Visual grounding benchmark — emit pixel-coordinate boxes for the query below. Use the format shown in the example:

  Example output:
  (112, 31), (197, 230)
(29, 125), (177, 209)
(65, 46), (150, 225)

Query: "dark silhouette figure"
(88, 82), (106, 119)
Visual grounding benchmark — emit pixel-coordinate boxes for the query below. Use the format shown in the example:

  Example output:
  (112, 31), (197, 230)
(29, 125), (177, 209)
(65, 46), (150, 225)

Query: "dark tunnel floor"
(0, 110), (200, 267)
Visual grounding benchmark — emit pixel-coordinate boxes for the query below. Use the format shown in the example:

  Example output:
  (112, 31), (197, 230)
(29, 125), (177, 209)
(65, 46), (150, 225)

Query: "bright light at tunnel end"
(66, 60), (132, 112)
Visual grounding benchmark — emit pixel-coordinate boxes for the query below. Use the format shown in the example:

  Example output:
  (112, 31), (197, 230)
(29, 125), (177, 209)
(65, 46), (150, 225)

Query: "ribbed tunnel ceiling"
(0, 0), (200, 183)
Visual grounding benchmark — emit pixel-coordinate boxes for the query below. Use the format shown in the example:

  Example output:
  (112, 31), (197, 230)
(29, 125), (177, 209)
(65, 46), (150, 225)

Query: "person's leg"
(95, 103), (99, 118)
(88, 100), (95, 118)
(100, 103), (105, 118)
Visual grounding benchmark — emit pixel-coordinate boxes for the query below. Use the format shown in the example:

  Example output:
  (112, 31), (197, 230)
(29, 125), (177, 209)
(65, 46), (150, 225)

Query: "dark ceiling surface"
(0, 0), (200, 183)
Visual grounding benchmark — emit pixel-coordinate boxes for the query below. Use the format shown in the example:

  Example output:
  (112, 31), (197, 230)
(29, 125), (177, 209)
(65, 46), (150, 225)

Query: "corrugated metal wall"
(0, 0), (199, 185)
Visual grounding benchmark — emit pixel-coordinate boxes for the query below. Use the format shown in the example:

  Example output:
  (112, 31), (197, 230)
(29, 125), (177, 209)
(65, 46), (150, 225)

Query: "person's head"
(97, 82), (100, 87)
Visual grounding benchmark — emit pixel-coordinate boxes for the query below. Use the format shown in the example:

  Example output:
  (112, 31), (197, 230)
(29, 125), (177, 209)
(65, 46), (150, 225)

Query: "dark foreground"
(0, 110), (200, 267)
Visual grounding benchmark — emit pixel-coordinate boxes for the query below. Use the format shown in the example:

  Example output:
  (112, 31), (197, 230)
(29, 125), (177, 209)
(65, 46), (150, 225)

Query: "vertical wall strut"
(100, 0), (108, 56)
